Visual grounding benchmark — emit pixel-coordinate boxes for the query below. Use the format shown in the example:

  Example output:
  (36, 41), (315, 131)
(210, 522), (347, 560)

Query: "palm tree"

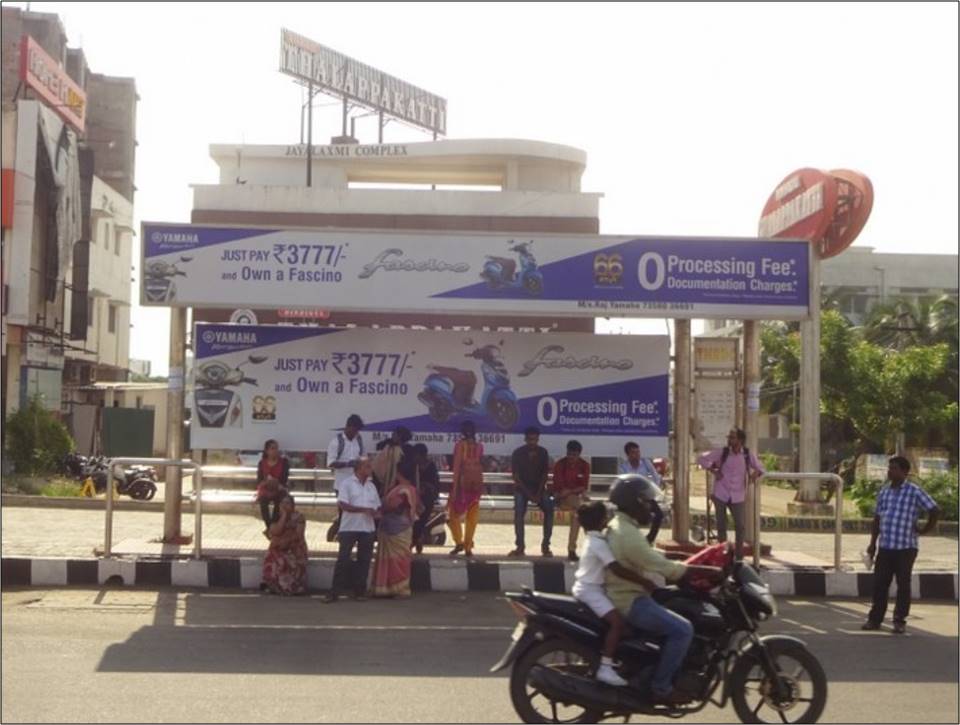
(861, 294), (958, 350)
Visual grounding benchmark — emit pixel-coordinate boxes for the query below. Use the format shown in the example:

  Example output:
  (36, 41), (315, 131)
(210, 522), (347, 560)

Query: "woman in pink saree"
(372, 464), (421, 598)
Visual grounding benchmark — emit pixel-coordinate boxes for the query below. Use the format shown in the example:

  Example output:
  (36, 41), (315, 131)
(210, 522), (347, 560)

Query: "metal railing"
(755, 472), (844, 570)
(198, 466), (629, 508)
(105, 458), (204, 560)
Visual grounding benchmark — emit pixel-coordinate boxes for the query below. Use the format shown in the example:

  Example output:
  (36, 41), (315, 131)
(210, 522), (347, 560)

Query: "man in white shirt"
(323, 457), (380, 603)
(327, 414), (365, 493)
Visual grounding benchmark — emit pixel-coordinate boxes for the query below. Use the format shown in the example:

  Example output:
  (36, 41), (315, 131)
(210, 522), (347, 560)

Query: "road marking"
(175, 624), (515, 631)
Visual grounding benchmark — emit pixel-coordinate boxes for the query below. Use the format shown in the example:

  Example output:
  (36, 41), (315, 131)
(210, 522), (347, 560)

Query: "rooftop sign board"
(760, 167), (873, 259)
(279, 29), (447, 136)
(18, 35), (86, 133)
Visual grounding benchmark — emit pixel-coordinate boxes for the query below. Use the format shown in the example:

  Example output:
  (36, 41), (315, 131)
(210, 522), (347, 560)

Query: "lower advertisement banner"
(191, 324), (668, 458)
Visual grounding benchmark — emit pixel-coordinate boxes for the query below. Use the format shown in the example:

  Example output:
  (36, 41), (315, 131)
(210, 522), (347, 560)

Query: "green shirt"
(605, 511), (686, 614)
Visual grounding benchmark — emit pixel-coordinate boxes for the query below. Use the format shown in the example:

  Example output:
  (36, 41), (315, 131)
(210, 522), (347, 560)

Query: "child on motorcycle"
(572, 501), (659, 687)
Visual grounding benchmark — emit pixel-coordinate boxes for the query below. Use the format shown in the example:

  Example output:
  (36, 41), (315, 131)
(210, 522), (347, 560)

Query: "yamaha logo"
(202, 331), (216, 344)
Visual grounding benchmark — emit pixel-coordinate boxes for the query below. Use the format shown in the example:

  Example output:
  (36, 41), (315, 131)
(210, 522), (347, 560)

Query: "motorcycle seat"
(429, 367), (477, 404)
(487, 256), (517, 280)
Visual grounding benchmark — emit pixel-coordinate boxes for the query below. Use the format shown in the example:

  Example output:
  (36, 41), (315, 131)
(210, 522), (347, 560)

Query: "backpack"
(718, 446), (752, 482)
(335, 432), (364, 461)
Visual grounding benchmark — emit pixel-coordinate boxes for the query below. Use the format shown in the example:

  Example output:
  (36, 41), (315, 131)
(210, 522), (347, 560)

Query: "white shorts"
(572, 583), (615, 618)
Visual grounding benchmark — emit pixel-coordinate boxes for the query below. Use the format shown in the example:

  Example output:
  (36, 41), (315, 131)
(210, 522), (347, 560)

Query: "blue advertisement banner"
(144, 224), (811, 320)
(191, 324), (669, 458)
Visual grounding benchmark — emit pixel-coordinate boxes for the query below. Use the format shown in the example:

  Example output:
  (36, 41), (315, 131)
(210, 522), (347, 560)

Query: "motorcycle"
(63, 453), (158, 501)
(143, 256), (191, 303)
(481, 240), (544, 296)
(417, 339), (519, 430)
(492, 559), (828, 724)
(194, 355), (267, 429)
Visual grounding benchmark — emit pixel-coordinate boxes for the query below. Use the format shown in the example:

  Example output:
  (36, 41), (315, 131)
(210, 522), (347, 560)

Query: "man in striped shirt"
(862, 456), (940, 634)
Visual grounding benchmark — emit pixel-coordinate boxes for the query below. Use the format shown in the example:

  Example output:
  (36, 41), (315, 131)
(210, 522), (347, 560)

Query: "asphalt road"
(1, 589), (957, 723)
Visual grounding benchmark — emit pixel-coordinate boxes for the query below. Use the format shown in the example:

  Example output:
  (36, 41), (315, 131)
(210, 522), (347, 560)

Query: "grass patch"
(39, 480), (84, 497)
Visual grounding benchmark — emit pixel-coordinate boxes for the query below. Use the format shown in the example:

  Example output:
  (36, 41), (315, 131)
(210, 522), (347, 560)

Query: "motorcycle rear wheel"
(729, 641), (827, 724)
(129, 479), (157, 501)
(509, 639), (604, 724)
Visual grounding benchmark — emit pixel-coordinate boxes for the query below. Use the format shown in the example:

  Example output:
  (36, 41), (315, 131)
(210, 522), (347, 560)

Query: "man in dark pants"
(411, 443), (440, 554)
(863, 456), (940, 634)
(324, 457), (381, 603)
(509, 426), (555, 557)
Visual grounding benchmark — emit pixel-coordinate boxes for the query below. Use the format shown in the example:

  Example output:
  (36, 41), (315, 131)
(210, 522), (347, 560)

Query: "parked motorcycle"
(194, 355), (267, 429)
(491, 480), (828, 724)
(417, 339), (519, 430)
(63, 453), (158, 501)
(481, 240), (543, 295)
(143, 256), (191, 303)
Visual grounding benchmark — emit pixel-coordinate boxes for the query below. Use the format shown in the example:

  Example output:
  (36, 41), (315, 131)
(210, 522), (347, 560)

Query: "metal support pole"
(743, 320), (760, 545)
(193, 464), (203, 560)
(378, 110), (384, 144)
(306, 82), (313, 187)
(673, 320), (691, 543)
(342, 97), (348, 137)
(800, 247), (822, 481)
(756, 473), (843, 570)
(163, 307), (187, 542)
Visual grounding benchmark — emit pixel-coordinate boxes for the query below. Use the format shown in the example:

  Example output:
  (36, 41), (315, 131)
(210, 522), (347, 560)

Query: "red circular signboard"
(759, 168), (839, 243)
(759, 167), (873, 259)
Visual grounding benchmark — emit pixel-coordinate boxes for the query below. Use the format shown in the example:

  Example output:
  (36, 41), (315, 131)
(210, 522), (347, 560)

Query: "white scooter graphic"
(144, 256), (192, 303)
(194, 355), (267, 429)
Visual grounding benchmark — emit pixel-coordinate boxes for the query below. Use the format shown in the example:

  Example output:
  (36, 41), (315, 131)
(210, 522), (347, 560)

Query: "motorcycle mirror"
(247, 355), (268, 365)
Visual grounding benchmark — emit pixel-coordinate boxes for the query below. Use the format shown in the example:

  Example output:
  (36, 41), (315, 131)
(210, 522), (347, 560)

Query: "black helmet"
(609, 474), (663, 512)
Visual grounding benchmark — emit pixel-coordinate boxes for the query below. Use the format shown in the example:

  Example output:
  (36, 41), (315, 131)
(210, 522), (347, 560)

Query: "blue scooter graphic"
(417, 339), (520, 430)
(481, 240), (543, 296)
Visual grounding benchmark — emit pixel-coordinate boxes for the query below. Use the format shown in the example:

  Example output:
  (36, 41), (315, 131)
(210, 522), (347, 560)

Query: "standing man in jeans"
(862, 456), (940, 634)
(697, 428), (765, 561)
(509, 427), (555, 557)
(324, 457), (380, 603)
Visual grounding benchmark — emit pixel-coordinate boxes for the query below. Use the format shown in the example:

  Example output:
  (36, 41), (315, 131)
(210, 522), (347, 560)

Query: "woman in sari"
(448, 420), (485, 558)
(260, 493), (308, 595)
(371, 463), (420, 598)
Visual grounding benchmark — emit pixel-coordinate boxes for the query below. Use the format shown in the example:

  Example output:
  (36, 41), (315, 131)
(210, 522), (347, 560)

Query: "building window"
(135, 395), (143, 409)
(88, 296), (95, 328)
(108, 304), (117, 333)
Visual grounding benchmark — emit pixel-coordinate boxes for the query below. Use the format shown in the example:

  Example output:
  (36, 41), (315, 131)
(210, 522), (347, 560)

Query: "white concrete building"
(63, 176), (134, 384)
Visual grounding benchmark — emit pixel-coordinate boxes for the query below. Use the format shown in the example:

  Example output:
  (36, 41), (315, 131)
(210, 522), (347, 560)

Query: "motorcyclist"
(605, 475), (723, 706)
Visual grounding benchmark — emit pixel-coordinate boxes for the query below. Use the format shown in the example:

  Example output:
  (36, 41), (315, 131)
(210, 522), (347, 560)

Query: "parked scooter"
(143, 257), (191, 303)
(194, 355), (267, 429)
(63, 453), (158, 501)
(481, 241), (543, 295)
(417, 339), (519, 430)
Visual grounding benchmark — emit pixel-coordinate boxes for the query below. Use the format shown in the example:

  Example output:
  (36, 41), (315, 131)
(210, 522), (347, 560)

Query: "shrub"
(39, 480), (84, 497)
(848, 470), (958, 521)
(4, 397), (74, 475)
(760, 452), (781, 473)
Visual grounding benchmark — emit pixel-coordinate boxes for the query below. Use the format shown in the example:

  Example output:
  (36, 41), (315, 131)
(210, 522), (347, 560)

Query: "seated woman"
(261, 493), (308, 596)
(371, 462), (421, 598)
(255, 439), (291, 537)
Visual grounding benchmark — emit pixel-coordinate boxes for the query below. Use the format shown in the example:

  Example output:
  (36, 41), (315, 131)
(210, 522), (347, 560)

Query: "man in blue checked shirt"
(619, 442), (662, 486)
(862, 456), (940, 634)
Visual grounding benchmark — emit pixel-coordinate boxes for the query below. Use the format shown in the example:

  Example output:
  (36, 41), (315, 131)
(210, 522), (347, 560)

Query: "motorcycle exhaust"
(528, 665), (653, 714)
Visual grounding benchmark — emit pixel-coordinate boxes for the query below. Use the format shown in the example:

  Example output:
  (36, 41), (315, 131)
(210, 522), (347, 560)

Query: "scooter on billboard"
(143, 257), (192, 303)
(481, 240), (543, 296)
(417, 339), (520, 430)
(194, 355), (267, 429)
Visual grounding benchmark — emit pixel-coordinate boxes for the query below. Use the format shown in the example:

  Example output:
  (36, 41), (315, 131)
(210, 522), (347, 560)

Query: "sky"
(15, 2), (960, 375)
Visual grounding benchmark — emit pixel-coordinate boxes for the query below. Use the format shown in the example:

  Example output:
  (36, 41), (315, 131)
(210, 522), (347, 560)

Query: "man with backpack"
(697, 428), (765, 561)
(326, 414), (365, 541)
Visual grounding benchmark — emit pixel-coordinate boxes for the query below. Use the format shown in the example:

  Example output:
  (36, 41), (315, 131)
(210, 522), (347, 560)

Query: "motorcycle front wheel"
(488, 394), (519, 430)
(729, 641), (827, 724)
(509, 639), (603, 724)
(129, 479), (157, 501)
